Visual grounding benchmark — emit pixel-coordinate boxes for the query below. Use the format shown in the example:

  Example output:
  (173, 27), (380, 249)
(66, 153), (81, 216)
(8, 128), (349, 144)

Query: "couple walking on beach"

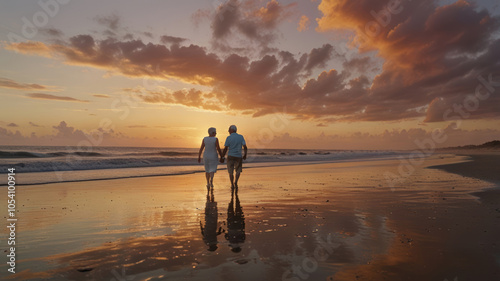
(198, 125), (247, 189)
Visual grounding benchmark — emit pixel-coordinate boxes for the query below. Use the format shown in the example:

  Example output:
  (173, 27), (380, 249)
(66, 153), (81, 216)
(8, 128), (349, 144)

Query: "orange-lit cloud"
(5, 0), (500, 124)
(6, 37), (358, 119)
(139, 88), (223, 111)
(92, 94), (110, 98)
(26, 93), (89, 103)
(298, 15), (310, 32)
(317, 0), (500, 122)
(4, 41), (52, 57)
(254, 0), (296, 28)
(0, 77), (55, 91)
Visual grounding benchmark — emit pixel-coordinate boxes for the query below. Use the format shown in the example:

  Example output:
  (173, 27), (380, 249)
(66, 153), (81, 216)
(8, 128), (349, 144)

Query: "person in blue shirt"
(221, 125), (247, 189)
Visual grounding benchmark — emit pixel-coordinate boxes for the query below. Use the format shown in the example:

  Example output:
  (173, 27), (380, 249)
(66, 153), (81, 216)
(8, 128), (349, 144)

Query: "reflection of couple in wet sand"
(199, 188), (221, 252)
(198, 125), (247, 189)
(200, 188), (245, 252)
(225, 189), (245, 253)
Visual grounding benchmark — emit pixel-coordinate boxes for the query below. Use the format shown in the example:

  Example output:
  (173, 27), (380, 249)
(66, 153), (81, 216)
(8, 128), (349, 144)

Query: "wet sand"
(429, 152), (500, 224)
(1, 154), (499, 280)
(430, 153), (500, 184)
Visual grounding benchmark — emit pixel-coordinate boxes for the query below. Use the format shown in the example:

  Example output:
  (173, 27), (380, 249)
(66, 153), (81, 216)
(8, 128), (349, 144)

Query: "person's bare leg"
(229, 173), (235, 189)
(209, 172), (214, 188)
(234, 172), (241, 189)
(205, 172), (210, 189)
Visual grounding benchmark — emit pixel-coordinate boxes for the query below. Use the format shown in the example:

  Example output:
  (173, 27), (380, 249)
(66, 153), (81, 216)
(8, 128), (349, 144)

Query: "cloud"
(210, 0), (296, 53)
(40, 28), (64, 37)
(342, 56), (375, 74)
(211, 0), (242, 39)
(5, 41), (52, 57)
(266, 124), (500, 150)
(52, 121), (85, 138)
(26, 93), (89, 103)
(7, 37), (221, 85)
(139, 88), (223, 111)
(0, 77), (55, 91)
(1, 120), (498, 149)
(92, 94), (110, 98)
(298, 15), (310, 32)
(304, 44), (334, 72)
(0, 121), (177, 147)
(142, 32), (154, 38)
(2, 35), (377, 120)
(255, 0), (295, 28)
(316, 0), (500, 122)
(94, 14), (121, 31)
(29, 122), (42, 127)
(127, 125), (148, 128)
(160, 35), (187, 45)
(191, 8), (212, 27)
(6, 1), (500, 123)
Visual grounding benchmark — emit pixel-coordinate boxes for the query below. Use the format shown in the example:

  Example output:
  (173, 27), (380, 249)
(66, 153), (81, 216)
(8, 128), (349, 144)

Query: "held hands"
(219, 157), (225, 163)
(243, 155), (247, 160)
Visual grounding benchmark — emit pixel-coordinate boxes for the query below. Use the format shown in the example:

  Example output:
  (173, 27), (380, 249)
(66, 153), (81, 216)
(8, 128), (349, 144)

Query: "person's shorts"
(227, 156), (243, 174)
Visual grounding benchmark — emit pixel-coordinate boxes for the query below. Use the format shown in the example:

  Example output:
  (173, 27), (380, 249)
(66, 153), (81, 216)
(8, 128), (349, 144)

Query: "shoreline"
(0, 154), (422, 187)
(428, 153), (500, 205)
(429, 153), (500, 185)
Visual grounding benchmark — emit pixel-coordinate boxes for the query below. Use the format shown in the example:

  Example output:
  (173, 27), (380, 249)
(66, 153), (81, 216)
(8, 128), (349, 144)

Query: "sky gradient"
(1, 0), (499, 149)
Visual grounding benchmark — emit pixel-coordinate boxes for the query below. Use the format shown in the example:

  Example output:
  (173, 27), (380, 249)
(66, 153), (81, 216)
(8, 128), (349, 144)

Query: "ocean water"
(0, 146), (407, 185)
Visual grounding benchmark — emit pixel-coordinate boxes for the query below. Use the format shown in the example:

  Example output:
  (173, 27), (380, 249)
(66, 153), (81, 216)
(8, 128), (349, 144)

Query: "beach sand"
(1, 154), (499, 280)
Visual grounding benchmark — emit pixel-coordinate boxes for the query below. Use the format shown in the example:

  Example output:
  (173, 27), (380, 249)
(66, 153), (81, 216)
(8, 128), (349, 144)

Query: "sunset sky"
(1, 0), (499, 149)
